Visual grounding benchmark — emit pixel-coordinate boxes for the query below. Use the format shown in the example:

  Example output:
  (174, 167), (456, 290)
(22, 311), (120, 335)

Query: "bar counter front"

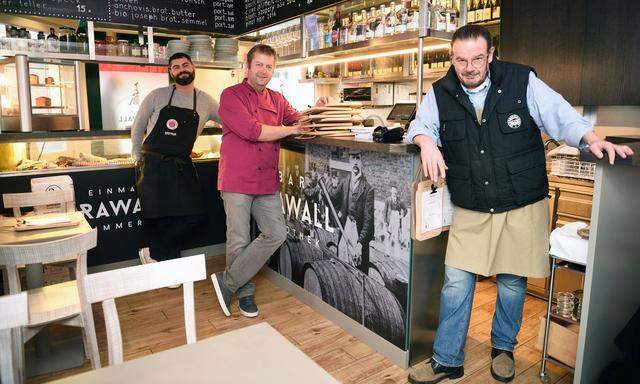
(265, 135), (445, 368)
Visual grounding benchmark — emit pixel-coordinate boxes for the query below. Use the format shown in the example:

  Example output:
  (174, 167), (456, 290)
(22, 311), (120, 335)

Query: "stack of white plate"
(187, 35), (214, 63)
(166, 39), (190, 59)
(214, 38), (238, 63)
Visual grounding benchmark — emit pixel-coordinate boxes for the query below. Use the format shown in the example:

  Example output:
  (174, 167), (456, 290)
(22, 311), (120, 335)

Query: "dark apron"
(136, 86), (204, 218)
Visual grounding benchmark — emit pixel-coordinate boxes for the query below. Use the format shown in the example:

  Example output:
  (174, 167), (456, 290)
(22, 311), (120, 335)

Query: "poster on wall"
(270, 144), (413, 349)
(98, 64), (169, 131)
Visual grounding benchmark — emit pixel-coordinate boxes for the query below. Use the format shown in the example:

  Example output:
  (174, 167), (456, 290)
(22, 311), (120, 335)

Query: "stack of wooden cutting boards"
(298, 105), (365, 137)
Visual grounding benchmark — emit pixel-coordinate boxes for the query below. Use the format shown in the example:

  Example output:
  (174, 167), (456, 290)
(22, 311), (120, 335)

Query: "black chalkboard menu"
(0, 0), (340, 34)
(244, 0), (339, 32)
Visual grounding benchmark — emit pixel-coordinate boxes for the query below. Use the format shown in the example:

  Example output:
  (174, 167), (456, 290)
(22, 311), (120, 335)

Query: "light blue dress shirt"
(406, 71), (593, 149)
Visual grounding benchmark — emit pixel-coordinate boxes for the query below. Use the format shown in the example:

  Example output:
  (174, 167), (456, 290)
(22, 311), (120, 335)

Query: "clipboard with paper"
(411, 167), (455, 241)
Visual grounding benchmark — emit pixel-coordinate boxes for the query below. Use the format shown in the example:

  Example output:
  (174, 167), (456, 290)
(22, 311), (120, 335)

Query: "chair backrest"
(3, 189), (75, 217)
(81, 254), (207, 366)
(0, 292), (28, 384)
(0, 228), (97, 294)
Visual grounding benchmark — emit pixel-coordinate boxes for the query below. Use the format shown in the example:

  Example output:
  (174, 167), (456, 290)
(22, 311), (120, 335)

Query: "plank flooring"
(28, 257), (573, 383)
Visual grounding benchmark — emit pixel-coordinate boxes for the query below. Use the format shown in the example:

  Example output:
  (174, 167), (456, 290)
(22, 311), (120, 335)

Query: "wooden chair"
(81, 255), (206, 366)
(0, 228), (101, 373)
(2, 189), (75, 218)
(0, 292), (28, 384)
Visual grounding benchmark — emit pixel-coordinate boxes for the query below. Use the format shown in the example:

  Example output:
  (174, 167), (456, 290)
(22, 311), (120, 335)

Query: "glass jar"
(95, 40), (107, 55)
(59, 27), (77, 53)
(117, 40), (130, 56)
(130, 41), (141, 57)
(106, 35), (118, 56)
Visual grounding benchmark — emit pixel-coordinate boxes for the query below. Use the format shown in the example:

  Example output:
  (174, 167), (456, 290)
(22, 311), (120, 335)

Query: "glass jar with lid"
(59, 27), (77, 53)
(117, 40), (130, 56)
(130, 41), (142, 57)
(106, 35), (118, 56)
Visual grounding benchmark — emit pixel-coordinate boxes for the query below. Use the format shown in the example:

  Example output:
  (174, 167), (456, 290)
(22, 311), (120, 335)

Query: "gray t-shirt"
(131, 85), (219, 160)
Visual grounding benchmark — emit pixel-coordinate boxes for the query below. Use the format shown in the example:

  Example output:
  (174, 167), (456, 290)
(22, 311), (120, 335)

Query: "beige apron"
(445, 198), (550, 278)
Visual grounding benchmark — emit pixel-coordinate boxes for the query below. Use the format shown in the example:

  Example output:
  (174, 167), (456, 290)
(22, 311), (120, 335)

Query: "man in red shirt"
(212, 44), (328, 317)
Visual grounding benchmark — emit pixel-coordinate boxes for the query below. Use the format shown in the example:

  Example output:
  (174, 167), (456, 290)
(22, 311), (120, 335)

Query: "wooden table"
(52, 322), (340, 384)
(0, 211), (92, 377)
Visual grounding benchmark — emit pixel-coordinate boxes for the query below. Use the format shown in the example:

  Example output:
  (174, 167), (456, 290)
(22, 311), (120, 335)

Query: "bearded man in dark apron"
(131, 53), (219, 270)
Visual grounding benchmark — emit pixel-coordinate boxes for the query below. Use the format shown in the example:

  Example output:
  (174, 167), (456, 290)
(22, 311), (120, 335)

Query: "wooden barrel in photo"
(278, 235), (326, 285)
(369, 254), (410, 311)
(302, 259), (406, 348)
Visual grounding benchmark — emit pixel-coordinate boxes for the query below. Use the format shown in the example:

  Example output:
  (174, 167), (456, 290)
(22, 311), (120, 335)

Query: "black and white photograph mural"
(270, 144), (412, 349)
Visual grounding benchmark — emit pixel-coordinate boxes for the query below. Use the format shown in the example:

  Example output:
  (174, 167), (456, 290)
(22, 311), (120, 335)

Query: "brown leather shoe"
(490, 348), (515, 382)
(408, 358), (464, 384)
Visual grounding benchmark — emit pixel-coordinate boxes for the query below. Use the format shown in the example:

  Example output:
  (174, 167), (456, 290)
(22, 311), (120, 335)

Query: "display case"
(0, 129), (222, 176)
(29, 60), (80, 132)
(0, 54), (83, 133)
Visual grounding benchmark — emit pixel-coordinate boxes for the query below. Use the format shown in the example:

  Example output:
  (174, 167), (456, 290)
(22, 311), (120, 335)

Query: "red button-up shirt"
(218, 79), (299, 194)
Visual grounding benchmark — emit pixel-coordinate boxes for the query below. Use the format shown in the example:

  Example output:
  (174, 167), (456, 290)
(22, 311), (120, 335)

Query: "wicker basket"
(547, 145), (596, 181)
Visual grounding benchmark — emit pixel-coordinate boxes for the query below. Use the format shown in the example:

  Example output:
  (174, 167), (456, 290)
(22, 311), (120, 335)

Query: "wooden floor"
(29, 257), (573, 383)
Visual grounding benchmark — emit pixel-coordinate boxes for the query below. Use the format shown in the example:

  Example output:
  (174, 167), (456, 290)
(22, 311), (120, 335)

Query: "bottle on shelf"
(475, 0), (484, 22)
(46, 27), (59, 53)
(492, 0), (501, 20)
(353, 11), (363, 42)
(367, 8), (376, 39)
(444, 51), (451, 67)
(467, 0), (476, 23)
(407, 0), (419, 31)
(446, 0), (458, 32)
(340, 15), (349, 45)
(36, 31), (46, 53)
(324, 19), (333, 48)
(332, 11), (341, 47)
(76, 20), (88, 54)
(396, 2), (408, 34)
(375, 7), (385, 37)
(435, 0), (447, 31)
(386, 2), (397, 35)
(349, 13), (359, 43)
(361, 10), (371, 40)
(483, 0), (492, 22)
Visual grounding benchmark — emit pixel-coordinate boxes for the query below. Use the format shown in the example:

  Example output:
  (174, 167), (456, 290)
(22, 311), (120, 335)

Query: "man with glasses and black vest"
(406, 25), (633, 383)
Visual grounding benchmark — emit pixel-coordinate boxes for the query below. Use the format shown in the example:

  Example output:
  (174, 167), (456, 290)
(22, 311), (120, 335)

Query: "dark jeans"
(358, 241), (371, 275)
(144, 214), (203, 261)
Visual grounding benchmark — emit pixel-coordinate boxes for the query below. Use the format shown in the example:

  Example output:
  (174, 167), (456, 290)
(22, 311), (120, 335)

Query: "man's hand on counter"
(414, 134), (447, 181)
(582, 131), (635, 165)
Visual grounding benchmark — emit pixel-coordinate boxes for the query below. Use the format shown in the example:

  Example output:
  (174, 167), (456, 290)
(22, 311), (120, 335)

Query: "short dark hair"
(451, 25), (492, 52)
(168, 52), (193, 67)
(246, 44), (277, 67)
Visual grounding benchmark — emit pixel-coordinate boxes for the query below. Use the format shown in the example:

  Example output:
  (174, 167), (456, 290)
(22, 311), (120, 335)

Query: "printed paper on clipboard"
(441, 181), (454, 231)
(411, 179), (443, 241)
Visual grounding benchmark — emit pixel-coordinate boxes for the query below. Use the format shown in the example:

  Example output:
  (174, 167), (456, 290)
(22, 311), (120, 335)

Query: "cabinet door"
(501, 0), (586, 105)
(580, 0), (640, 105)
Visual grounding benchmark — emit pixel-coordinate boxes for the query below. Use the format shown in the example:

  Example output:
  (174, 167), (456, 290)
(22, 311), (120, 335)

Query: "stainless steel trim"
(15, 54), (32, 133)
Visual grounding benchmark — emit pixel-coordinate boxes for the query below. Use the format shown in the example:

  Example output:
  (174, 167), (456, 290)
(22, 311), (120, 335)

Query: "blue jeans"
(432, 265), (527, 367)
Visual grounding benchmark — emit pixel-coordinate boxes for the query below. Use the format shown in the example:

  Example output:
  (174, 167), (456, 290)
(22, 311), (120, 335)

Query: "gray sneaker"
(490, 348), (515, 383)
(238, 296), (259, 318)
(211, 272), (233, 317)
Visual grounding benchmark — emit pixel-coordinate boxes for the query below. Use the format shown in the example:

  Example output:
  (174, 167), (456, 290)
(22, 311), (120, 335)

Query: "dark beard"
(174, 71), (195, 86)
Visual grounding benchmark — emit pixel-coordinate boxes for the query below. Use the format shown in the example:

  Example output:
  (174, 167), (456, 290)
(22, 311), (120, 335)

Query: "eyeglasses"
(452, 56), (487, 69)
